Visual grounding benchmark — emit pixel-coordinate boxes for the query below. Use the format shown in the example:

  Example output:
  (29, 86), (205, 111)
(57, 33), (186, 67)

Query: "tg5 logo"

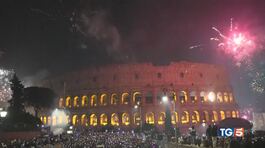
(219, 128), (244, 137)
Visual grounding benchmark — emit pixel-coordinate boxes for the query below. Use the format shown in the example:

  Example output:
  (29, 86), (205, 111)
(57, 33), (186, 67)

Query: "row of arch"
(59, 91), (234, 108)
(40, 110), (239, 126)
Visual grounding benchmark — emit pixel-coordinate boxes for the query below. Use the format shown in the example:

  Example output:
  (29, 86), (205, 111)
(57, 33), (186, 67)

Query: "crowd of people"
(1, 128), (160, 148)
(2, 125), (265, 148)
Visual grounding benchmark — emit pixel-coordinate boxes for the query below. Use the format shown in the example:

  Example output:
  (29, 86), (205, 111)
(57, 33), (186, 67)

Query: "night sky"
(1, 0), (265, 110)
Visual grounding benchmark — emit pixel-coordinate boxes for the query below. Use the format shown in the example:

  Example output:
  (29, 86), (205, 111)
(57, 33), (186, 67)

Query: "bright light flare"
(50, 109), (69, 135)
(226, 31), (255, 54)
(162, 96), (168, 103)
(233, 33), (244, 45)
(0, 110), (7, 117)
(208, 92), (215, 102)
(242, 115), (248, 120)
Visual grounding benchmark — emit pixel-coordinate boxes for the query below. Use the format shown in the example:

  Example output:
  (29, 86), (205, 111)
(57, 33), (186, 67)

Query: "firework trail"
(189, 44), (203, 49)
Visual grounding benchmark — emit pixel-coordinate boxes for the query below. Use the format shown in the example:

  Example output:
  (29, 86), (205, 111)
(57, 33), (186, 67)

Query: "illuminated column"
(186, 90), (190, 105)
(189, 110), (193, 126)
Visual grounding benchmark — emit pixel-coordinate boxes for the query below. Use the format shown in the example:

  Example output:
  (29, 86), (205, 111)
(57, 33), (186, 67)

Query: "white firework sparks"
(0, 68), (13, 103)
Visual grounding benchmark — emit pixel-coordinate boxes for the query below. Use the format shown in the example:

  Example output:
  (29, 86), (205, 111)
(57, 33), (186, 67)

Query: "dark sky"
(0, 0), (265, 109)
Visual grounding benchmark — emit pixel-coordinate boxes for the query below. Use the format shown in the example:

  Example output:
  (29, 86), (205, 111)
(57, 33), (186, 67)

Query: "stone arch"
(236, 111), (239, 117)
(73, 96), (79, 107)
(226, 111), (231, 118)
(171, 112), (178, 124)
(220, 111), (225, 120)
(224, 92), (229, 102)
(232, 111), (236, 118)
(66, 116), (69, 124)
(134, 113), (141, 125)
(59, 98), (64, 108)
(202, 111), (209, 122)
(190, 91), (197, 103)
(90, 114), (97, 126)
(122, 113), (130, 125)
(111, 113), (119, 126)
(133, 92), (142, 105)
(200, 91), (206, 103)
(121, 93), (130, 105)
(179, 91), (188, 104)
(100, 94), (107, 106)
(65, 96), (71, 107)
(43, 116), (47, 125)
(212, 111), (218, 122)
(191, 111), (200, 124)
(81, 96), (88, 107)
(72, 115), (78, 126)
(47, 116), (51, 125)
(158, 112), (165, 125)
(181, 111), (189, 124)
(111, 93), (119, 105)
(217, 92), (223, 103)
(100, 114), (108, 126)
(91, 95), (97, 107)
(146, 112), (155, 124)
(229, 93), (233, 102)
(81, 114), (87, 126)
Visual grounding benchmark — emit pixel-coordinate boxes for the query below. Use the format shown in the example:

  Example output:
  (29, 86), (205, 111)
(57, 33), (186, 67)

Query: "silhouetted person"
(244, 130), (252, 148)
(206, 125), (212, 147)
(190, 126), (196, 145)
(212, 125), (218, 148)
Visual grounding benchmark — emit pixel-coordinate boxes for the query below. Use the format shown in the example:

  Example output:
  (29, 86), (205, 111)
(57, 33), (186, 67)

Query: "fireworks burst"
(211, 18), (256, 64)
(0, 69), (13, 103)
(250, 72), (265, 94)
(246, 53), (265, 94)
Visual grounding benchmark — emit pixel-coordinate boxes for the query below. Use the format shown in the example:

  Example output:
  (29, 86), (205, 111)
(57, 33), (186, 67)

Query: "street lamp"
(0, 110), (7, 118)
(162, 94), (178, 141)
(134, 102), (142, 132)
(162, 96), (169, 103)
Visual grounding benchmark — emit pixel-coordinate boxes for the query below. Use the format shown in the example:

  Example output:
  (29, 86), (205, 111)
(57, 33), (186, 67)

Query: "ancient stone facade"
(40, 61), (239, 133)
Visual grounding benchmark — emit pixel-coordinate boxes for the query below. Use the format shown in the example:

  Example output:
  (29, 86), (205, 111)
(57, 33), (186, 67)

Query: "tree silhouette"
(8, 74), (25, 112)
(24, 87), (57, 117)
(1, 74), (41, 131)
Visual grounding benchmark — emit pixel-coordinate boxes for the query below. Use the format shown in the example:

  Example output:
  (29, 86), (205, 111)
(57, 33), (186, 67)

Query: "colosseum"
(40, 61), (240, 133)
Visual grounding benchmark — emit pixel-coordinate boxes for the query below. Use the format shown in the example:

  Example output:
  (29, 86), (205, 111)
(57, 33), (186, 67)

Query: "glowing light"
(0, 110), (7, 117)
(67, 130), (73, 134)
(162, 96), (168, 103)
(242, 115), (248, 119)
(208, 92), (215, 102)
(50, 109), (69, 135)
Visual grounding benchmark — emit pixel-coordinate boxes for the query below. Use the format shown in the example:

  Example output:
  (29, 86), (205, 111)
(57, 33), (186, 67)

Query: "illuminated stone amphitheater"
(40, 61), (240, 133)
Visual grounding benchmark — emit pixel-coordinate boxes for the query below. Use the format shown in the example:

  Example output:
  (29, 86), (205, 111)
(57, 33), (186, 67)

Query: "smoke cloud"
(23, 69), (50, 87)
(50, 109), (69, 135)
(76, 7), (123, 60)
